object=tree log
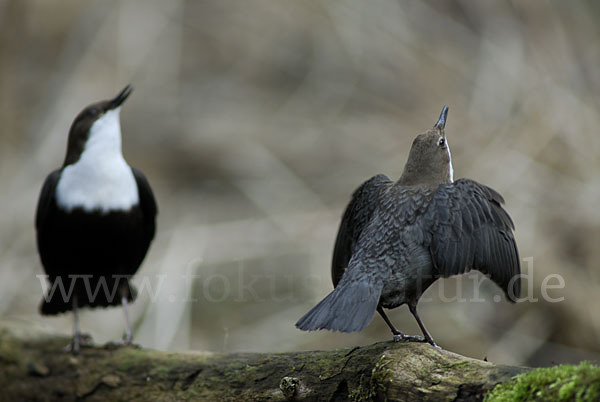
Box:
[0,323,525,401]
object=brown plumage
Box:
[296,105,520,347]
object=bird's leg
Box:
[64,294,92,353]
[408,302,440,349]
[377,306,402,335]
[377,306,425,343]
[65,296,81,354]
[121,294,133,344]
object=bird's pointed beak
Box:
[434,104,449,133]
[108,85,133,110]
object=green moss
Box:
[0,335,19,364]
[349,376,370,402]
[350,354,393,402]
[447,360,470,369]
[306,349,352,381]
[486,362,600,402]
[371,354,393,394]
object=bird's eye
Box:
[438,138,446,147]
[89,108,99,116]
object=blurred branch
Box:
[0,322,525,401]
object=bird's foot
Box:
[392,332,425,343]
[64,333,93,354]
[427,340,441,349]
[422,335,441,349]
[120,331,133,345]
[392,332,440,348]
[103,336,139,350]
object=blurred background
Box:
[1,0,600,368]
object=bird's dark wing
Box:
[35,171,65,314]
[425,178,521,301]
[298,184,431,333]
[331,174,393,287]
[35,170,62,273]
[132,167,158,247]
[35,170,61,232]
[35,169,62,277]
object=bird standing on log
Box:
[35,86,157,353]
[296,105,521,347]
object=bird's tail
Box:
[39,276,137,315]
[296,269,383,333]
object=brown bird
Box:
[296,105,521,347]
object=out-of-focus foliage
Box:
[1,0,599,366]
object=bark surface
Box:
[0,323,525,401]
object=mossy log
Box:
[0,323,525,401]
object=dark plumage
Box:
[35,86,157,352]
[296,105,520,347]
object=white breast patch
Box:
[55,109,139,213]
[447,140,454,182]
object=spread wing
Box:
[425,178,521,301]
[331,174,393,287]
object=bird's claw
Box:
[120,331,133,345]
[392,333,425,343]
[64,333,93,354]
[422,335,441,349]
[392,333,440,349]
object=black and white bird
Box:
[296,105,520,347]
[35,85,157,353]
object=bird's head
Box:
[399,105,454,188]
[63,85,133,166]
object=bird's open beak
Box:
[434,104,449,132]
[108,85,133,109]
